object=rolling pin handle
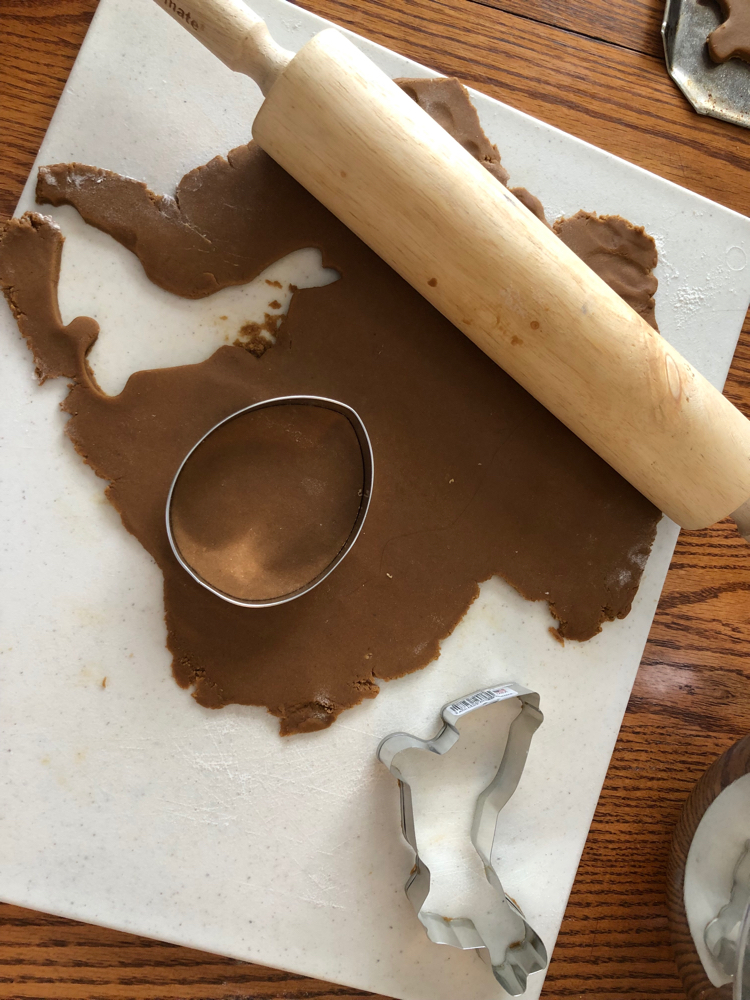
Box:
[731,497,750,543]
[151,0,293,94]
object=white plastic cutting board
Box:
[2,1,750,998]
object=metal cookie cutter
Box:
[166,395,373,607]
[377,683,546,996]
[663,0,750,130]
[705,840,750,998]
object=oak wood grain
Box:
[468,0,666,59]
[0,0,97,219]
[2,0,750,998]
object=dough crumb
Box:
[548,627,565,646]
[234,313,279,356]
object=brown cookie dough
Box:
[553,211,659,330]
[169,403,364,602]
[2,78,662,735]
[396,77,510,186]
[510,187,549,226]
[708,0,750,63]
[397,78,549,225]
[0,212,98,382]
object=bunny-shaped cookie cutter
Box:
[377,683,546,996]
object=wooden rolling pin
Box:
[153,0,750,537]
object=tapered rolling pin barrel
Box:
[154,0,750,534]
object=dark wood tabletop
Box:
[3,0,750,997]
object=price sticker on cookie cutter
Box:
[377,683,546,996]
[447,684,519,717]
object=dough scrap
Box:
[553,211,659,329]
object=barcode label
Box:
[448,686,519,717]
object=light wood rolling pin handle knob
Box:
[151,0,293,94]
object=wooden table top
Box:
[2,0,750,997]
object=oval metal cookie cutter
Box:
[377,683,547,996]
[166,395,373,608]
